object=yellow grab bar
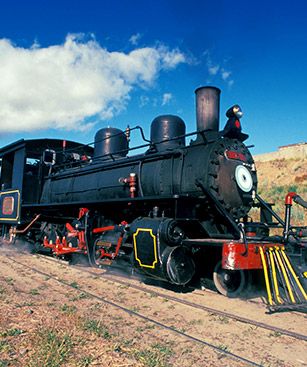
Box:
[259,247,273,306]
[274,247,295,303]
[269,247,283,304]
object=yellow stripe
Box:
[0,190,20,221]
[269,248,283,304]
[259,247,273,306]
[281,248,307,301]
[133,228,158,269]
[275,247,295,303]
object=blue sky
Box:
[0,0,306,154]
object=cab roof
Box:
[0,138,94,158]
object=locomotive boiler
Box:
[40,87,256,220]
[0,86,306,309]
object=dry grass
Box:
[0,291,172,367]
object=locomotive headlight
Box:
[235,165,253,192]
[226,105,243,119]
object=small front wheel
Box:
[213,261,248,298]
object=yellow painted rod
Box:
[275,247,295,303]
[269,248,283,304]
[281,249,307,301]
[259,247,273,306]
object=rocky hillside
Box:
[255,156,307,190]
[254,154,307,225]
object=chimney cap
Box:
[194,86,221,94]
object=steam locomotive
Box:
[1,86,306,307]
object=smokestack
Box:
[195,86,221,133]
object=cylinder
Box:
[150,115,186,151]
[195,86,221,132]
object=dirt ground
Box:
[0,246,306,367]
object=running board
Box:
[259,246,307,312]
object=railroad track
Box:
[7,252,307,343]
[56,254,307,316]
[4,254,263,367]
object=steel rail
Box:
[30,253,307,342]
[5,255,263,367]
[92,271,307,341]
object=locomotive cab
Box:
[0,139,93,224]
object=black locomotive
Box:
[1,86,306,308]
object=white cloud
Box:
[129,33,141,45]
[159,47,186,69]
[208,65,219,75]
[162,93,172,106]
[205,52,234,87]
[221,68,234,87]
[139,95,149,107]
[0,34,186,133]
[221,69,231,80]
